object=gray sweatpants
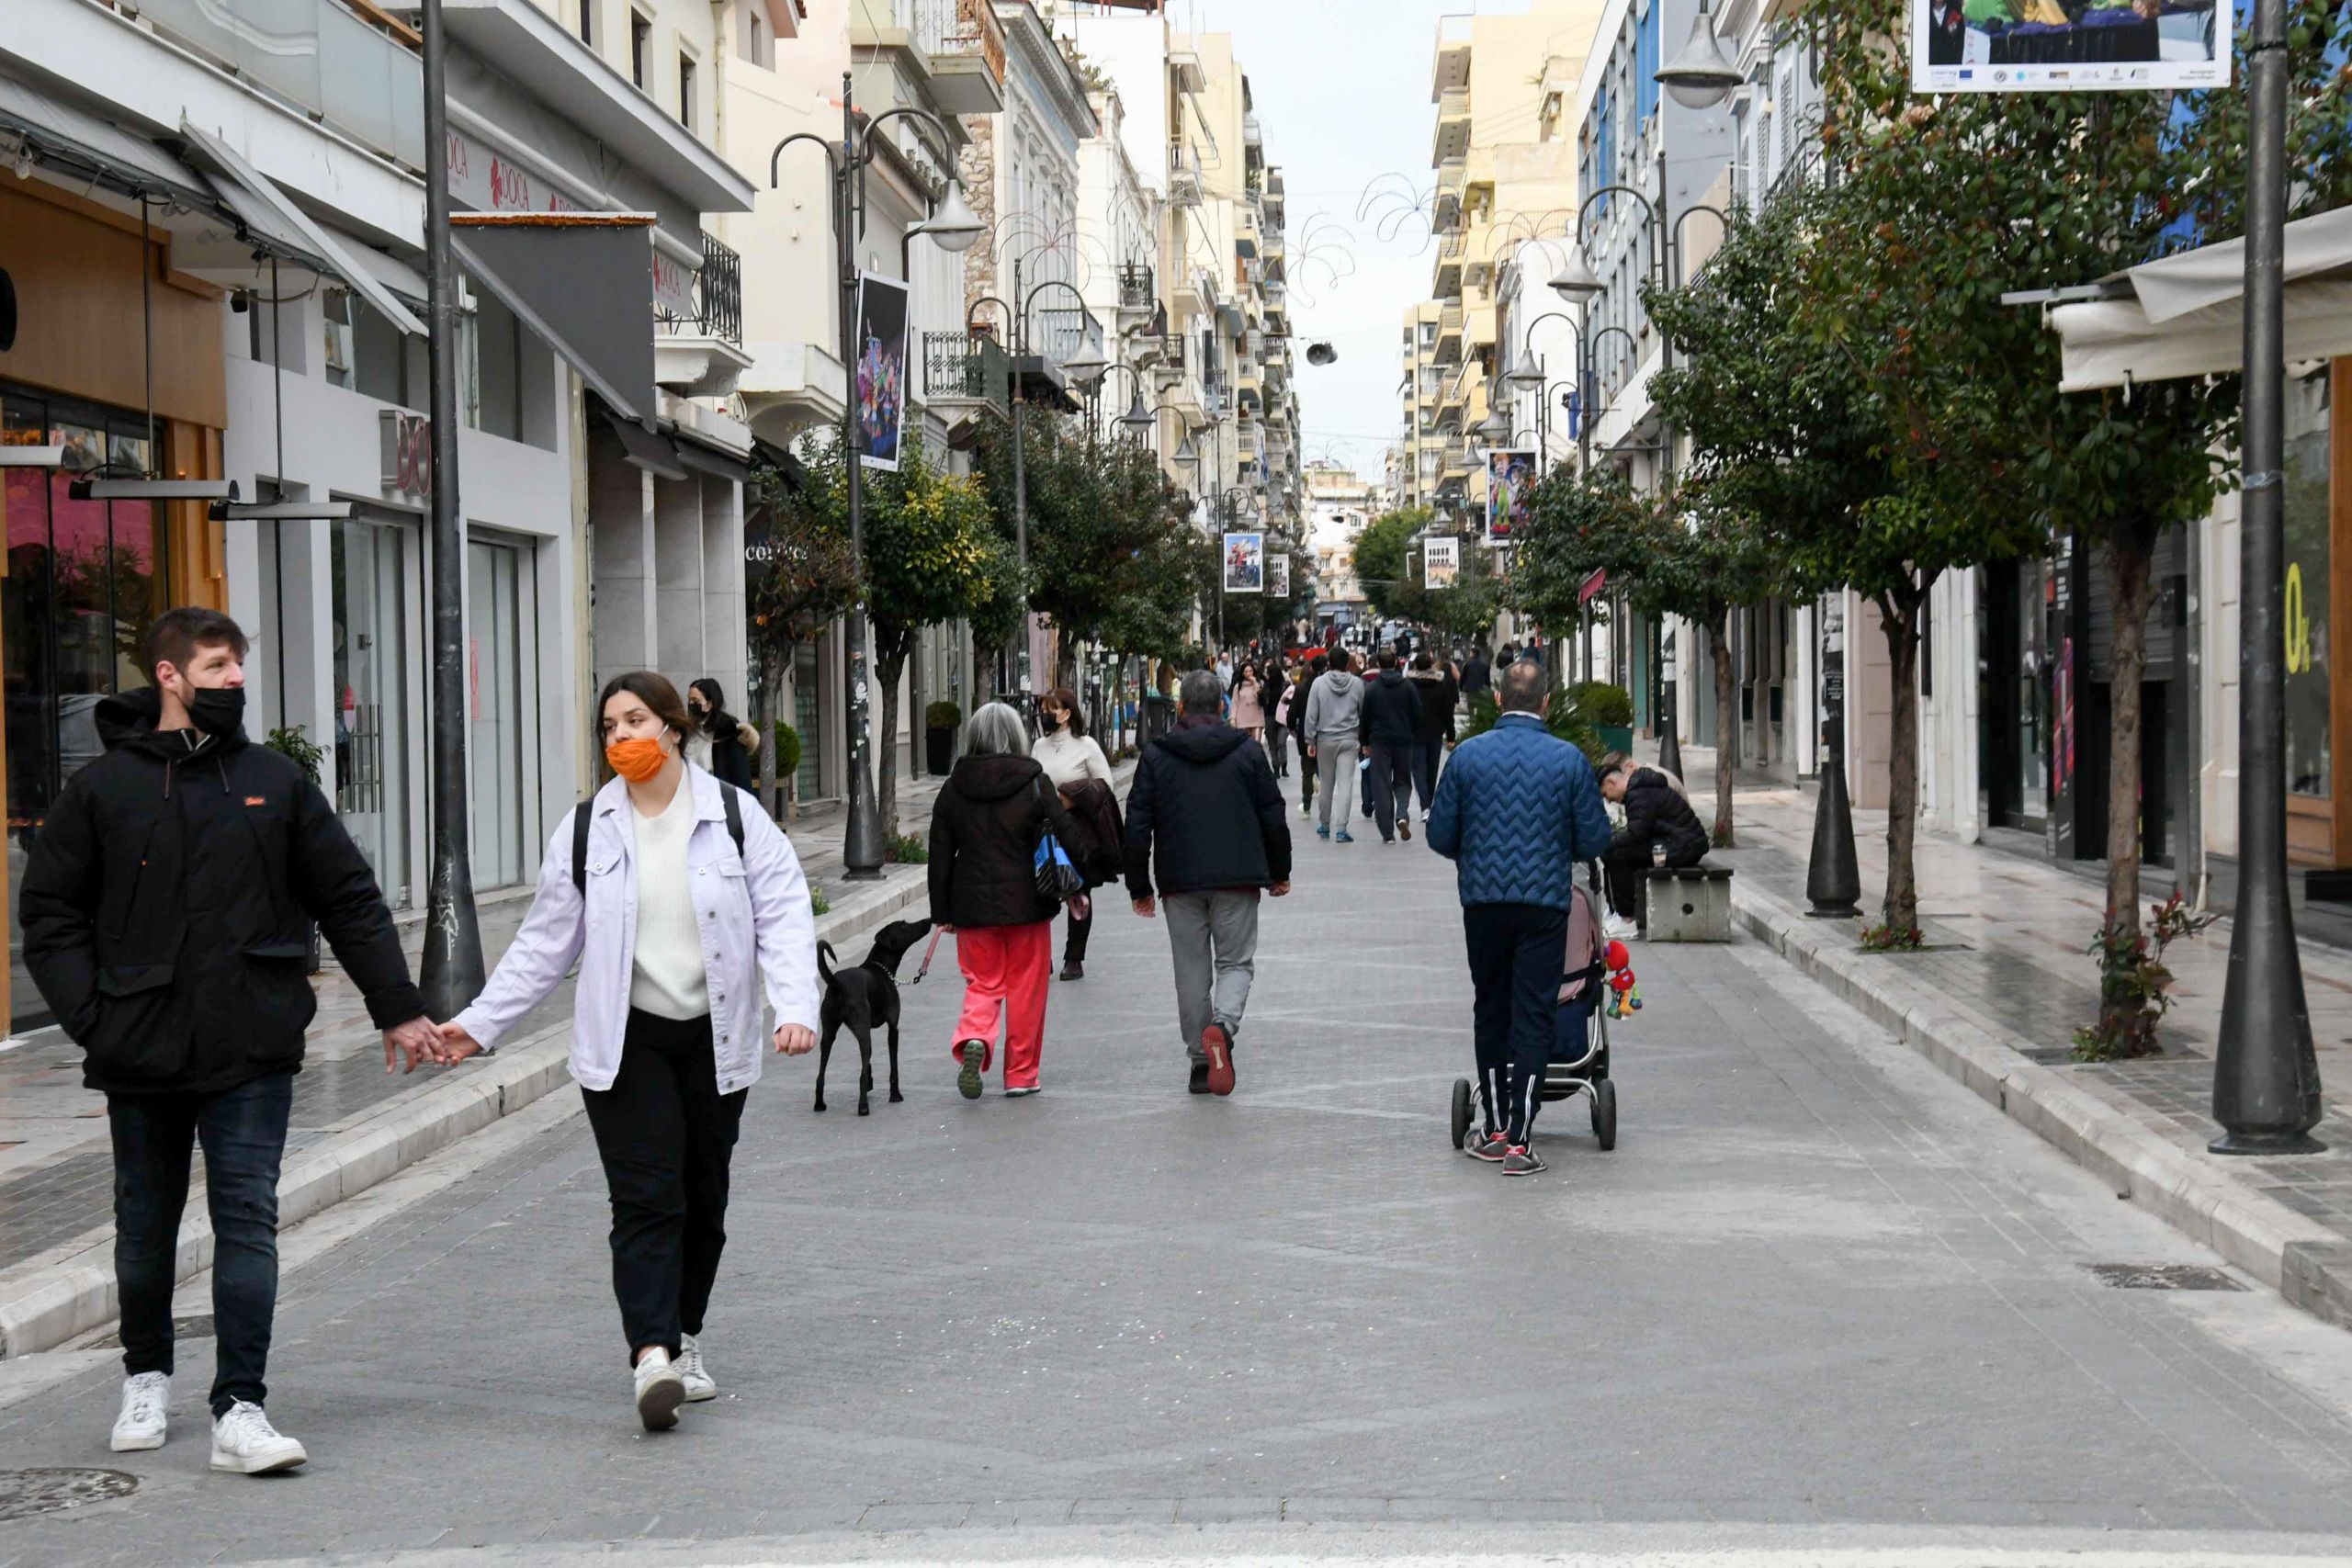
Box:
[1163,889,1261,1060]
[1315,738,1360,831]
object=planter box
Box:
[1598,724,1634,754]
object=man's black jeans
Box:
[1462,903,1566,1146]
[580,1010,747,1363]
[109,1069,295,1417]
[1365,745,1415,841]
[1605,838,1706,920]
[1411,739,1444,817]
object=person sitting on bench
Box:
[1596,757,1710,931]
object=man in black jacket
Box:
[1125,670,1292,1097]
[1356,649,1422,845]
[19,608,436,1474]
[1597,758,1711,927]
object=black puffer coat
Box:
[1357,669,1423,750]
[1123,719,1292,900]
[1611,764,1711,863]
[18,690,424,1096]
[927,754,1085,929]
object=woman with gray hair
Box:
[926,702,1086,1099]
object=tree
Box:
[1351,506,1430,626]
[792,429,1013,840]
[744,458,863,817]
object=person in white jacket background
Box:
[435,671,820,1433]
[1034,685,1112,981]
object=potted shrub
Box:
[1570,681,1637,756]
[924,700,961,775]
[772,722,802,818]
[263,725,328,974]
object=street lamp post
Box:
[2212,0,2324,1154]
[1504,308,1589,473]
[416,0,484,1018]
[772,72,976,880]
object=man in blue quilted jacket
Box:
[1425,660,1613,1176]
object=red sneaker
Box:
[1201,1025,1236,1096]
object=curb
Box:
[0,865,930,1360]
[1729,877,2352,1331]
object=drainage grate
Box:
[0,1468,139,1523]
[2089,1262,2246,1292]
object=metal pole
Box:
[2211,0,2322,1153]
[416,0,485,1016]
[837,72,884,880]
[1011,260,1031,706]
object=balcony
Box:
[655,231,752,396]
[1434,228,1466,299]
[1433,12,1474,95]
[1118,261,1157,319]
[1435,303,1464,366]
[129,0,425,167]
[1169,141,1203,209]
[854,0,1007,117]
[1433,157,1468,233]
[922,331,1012,408]
[1432,85,1472,166]
[1035,304,1104,376]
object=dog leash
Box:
[909,927,944,986]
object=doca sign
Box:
[379,410,430,499]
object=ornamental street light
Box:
[1656,0,1744,109]
[771,72,970,881]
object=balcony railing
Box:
[1119,262,1156,312]
[657,231,742,346]
[910,0,1007,83]
[1035,305,1103,370]
[922,331,1012,405]
[130,0,425,168]
[1170,141,1203,207]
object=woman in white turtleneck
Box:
[1034,686,1111,981]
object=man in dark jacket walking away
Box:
[1289,652,1325,818]
[1426,661,1612,1176]
[19,608,438,1472]
[1404,650,1458,824]
[1357,650,1422,845]
[1459,645,1492,702]
[1597,758,1710,931]
[1125,671,1292,1096]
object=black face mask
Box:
[1040,713,1065,733]
[187,686,246,741]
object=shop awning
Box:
[598,403,687,481]
[452,213,658,425]
[2051,207,2352,391]
[0,74,216,212]
[175,119,427,338]
[672,433,751,486]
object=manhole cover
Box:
[2089,1263,2246,1292]
[0,1468,139,1522]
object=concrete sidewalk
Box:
[0,776,948,1359]
[1689,751,2352,1331]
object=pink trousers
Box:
[948,922,1053,1089]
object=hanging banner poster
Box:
[1485,449,1534,546]
[854,273,910,471]
[1223,532,1264,592]
[1424,535,1460,588]
[1911,0,2227,93]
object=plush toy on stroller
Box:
[1449,863,1619,1155]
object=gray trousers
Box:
[1315,737,1360,831]
[1163,889,1261,1059]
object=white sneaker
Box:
[634,1348,685,1430]
[109,1371,169,1452]
[209,1400,307,1474]
[1603,914,1639,942]
[675,1334,718,1403]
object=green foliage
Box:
[887,833,928,865]
[746,460,863,660]
[1350,506,1498,644]
[2072,893,2220,1061]
[1567,681,1634,730]
[1510,469,1657,636]
[264,725,324,785]
[1859,923,1926,953]
[1453,689,1602,761]
[924,700,962,730]
[770,722,802,784]
[809,886,831,917]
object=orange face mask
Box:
[605,735,670,784]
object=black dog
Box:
[814,917,933,1115]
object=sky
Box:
[1169,0,1472,493]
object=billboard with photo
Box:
[854,273,910,471]
[1223,532,1264,593]
[1266,552,1291,599]
[1912,0,2228,92]
[1485,449,1535,546]
[1424,536,1460,588]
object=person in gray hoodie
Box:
[1301,648,1367,841]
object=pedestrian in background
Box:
[1035,686,1113,981]
[1229,660,1266,742]
[1357,649,1422,845]
[1406,649,1459,823]
[21,608,439,1474]
[1303,648,1366,842]
[1125,670,1292,1096]
[1426,660,1613,1177]
[1596,756,1711,937]
[438,671,820,1430]
[1291,652,1325,817]
[1461,645,1493,703]
[926,703,1086,1100]
[684,678,761,792]
[1266,656,1294,779]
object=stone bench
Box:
[1645,865,1736,943]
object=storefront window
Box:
[2285,367,2331,799]
[3,389,173,1032]
[332,514,411,908]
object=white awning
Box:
[2052,207,2352,391]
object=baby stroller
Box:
[1449,863,1619,1154]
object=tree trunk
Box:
[1879,581,1928,937]
[1708,610,1736,847]
[875,628,910,849]
[2101,531,2159,1034]
[751,650,774,819]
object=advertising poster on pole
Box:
[854,273,910,471]
[1266,551,1291,599]
[1223,532,1264,593]
[1485,449,1535,546]
[1424,536,1460,588]
[1912,0,2227,92]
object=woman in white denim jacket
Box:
[435,671,820,1433]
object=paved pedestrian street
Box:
[13,829,2352,1565]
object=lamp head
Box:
[1657,0,1743,109]
[915,180,986,254]
[1549,252,1604,301]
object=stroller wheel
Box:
[1592,1078,1618,1151]
[1450,1078,1473,1149]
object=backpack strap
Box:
[571,795,594,896]
[720,778,746,863]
